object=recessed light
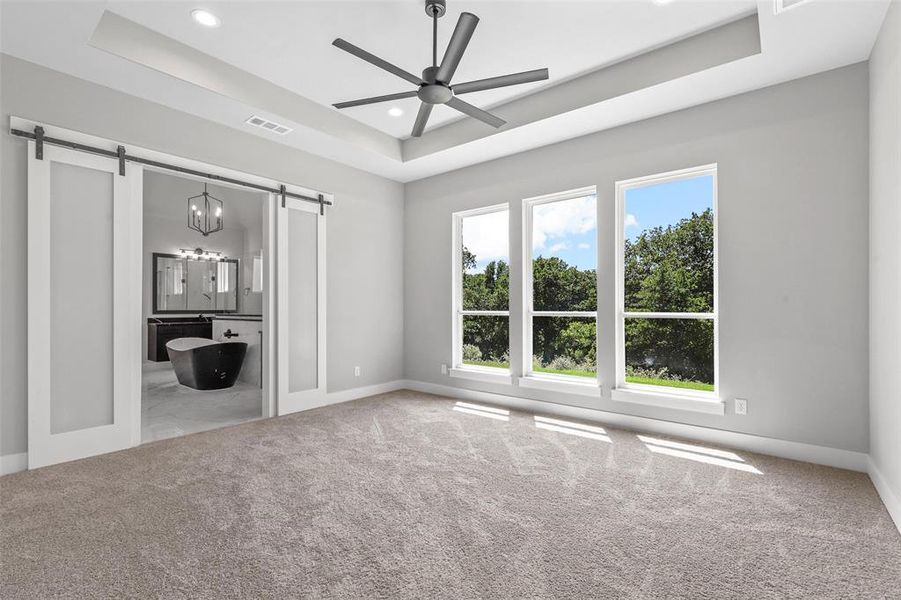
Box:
[388,107,404,117]
[652,0,675,4]
[191,9,221,28]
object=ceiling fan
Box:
[331,0,549,138]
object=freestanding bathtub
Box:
[166,337,247,390]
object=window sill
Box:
[518,374,601,397]
[449,366,513,385]
[611,387,724,415]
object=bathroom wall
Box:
[142,170,263,314]
[1,55,405,460]
[213,318,263,387]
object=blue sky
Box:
[462,176,713,273]
[625,175,714,242]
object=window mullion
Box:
[622,311,714,320]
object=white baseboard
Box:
[325,379,407,405]
[401,379,869,473]
[0,380,409,476]
[868,458,901,535]
[0,452,27,476]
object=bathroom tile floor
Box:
[142,361,262,443]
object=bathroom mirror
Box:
[152,252,239,313]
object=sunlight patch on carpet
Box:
[453,402,510,421]
[640,435,763,474]
[534,416,612,442]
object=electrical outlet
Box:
[354,366,361,377]
[441,363,448,375]
[735,398,748,415]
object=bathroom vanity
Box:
[146,317,212,362]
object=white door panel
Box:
[27,143,142,468]
[277,196,326,414]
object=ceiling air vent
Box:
[244,115,293,135]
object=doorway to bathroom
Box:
[20,116,330,469]
[141,170,267,443]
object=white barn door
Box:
[276,196,326,414]
[27,143,142,469]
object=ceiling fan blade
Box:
[436,12,479,84]
[446,97,505,128]
[411,103,434,138]
[333,90,418,109]
[333,38,422,86]
[452,68,549,95]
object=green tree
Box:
[462,247,510,362]
[459,209,713,383]
[624,209,714,382]
[531,256,597,366]
[624,208,713,313]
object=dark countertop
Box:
[212,314,262,321]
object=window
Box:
[615,165,717,396]
[522,187,598,382]
[453,205,510,373]
[252,255,263,292]
[216,260,230,293]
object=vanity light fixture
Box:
[191,9,221,28]
[187,183,224,237]
[180,248,225,261]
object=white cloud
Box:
[548,242,568,254]
[532,195,596,251]
[624,213,639,228]
[577,243,590,249]
[461,210,508,270]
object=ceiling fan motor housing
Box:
[419,66,454,104]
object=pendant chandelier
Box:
[188,183,223,237]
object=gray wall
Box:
[869,1,901,506]
[0,54,405,457]
[404,64,870,452]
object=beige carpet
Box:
[2,390,899,599]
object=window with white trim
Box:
[522,187,598,381]
[616,164,717,395]
[452,205,510,372]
